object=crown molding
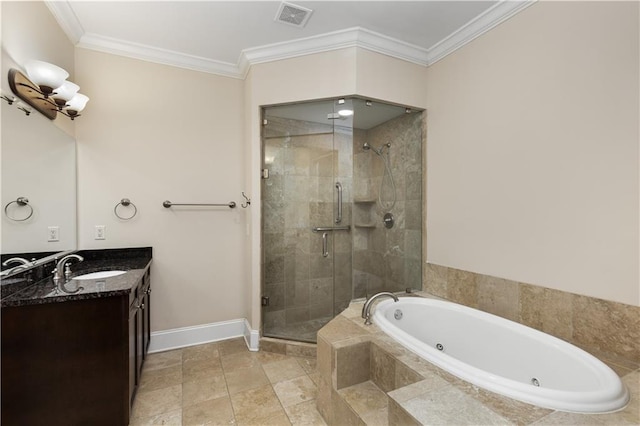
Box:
[427,0,537,65]
[44,0,84,44]
[78,27,428,80]
[241,27,429,71]
[77,33,243,79]
[47,1,535,79]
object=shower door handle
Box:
[322,232,329,257]
[312,226,350,232]
[335,182,342,224]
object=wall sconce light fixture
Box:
[4,60,89,120]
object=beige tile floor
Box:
[129,337,326,426]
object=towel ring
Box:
[114,198,137,220]
[4,197,34,221]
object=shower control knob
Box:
[383,213,394,229]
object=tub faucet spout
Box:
[362,292,399,325]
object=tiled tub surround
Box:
[317,298,640,425]
[372,296,630,413]
[261,336,321,359]
[424,263,640,366]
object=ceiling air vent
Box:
[274,2,313,28]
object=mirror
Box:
[1,101,77,275]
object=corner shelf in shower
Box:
[354,198,377,229]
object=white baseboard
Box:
[244,319,260,352]
[148,318,260,353]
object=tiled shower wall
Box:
[352,113,423,298]
[262,117,353,336]
[424,263,640,366]
[262,111,424,341]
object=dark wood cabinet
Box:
[131,272,150,402]
[129,292,140,409]
[142,273,151,356]
[1,270,151,426]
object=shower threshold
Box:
[263,316,333,343]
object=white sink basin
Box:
[74,270,126,280]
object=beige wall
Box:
[355,48,427,110]
[245,48,428,328]
[75,49,247,331]
[426,1,639,306]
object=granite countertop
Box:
[1,247,152,308]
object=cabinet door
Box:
[128,275,150,411]
[135,299,144,385]
[128,300,139,409]
[142,283,151,356]
[3,297,130,426]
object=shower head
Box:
[363,142,390,156]
[378,142,391,155]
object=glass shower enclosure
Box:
[261,97,423,343]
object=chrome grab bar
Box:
[335,182,342,224]
[312,225,350,232]
[322,233,329,257]
[313,225,349,257]
[163,200,236,209]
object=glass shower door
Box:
[261,100,350,343]
[260,96,423,343]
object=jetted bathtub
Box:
[373,297,629,413]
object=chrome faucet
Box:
[361,291,399,325]
[1,257,33,277]
[53,254,84,283]
[2,257,31,267]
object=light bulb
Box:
[52,81,80,102]
[24,60,69,96]
[65,93,89,113]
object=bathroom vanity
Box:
[1,247,152,426]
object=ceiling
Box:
[46,1,534,79]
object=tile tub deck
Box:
[317,295,639,425]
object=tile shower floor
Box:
[129,337,326,425]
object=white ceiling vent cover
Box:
[274,2,313,28]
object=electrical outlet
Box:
[95,225,106,240]
[48,226,60,242]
